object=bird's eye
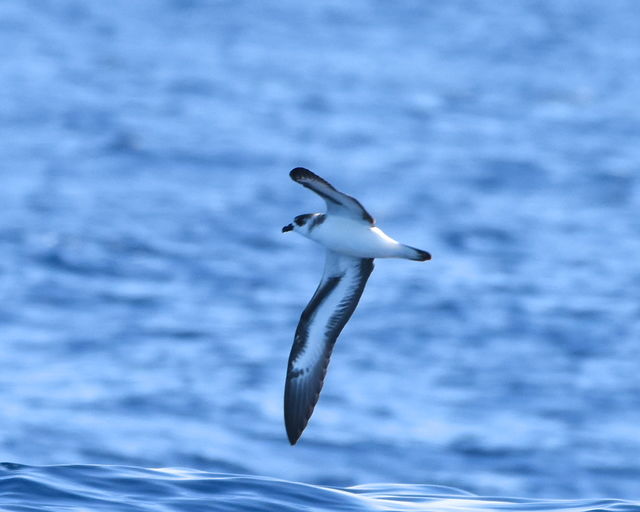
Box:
[294,216,306,226]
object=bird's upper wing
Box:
[290,167,375,225]
[284,251,374,445]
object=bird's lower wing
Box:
[290,167,375,225]
[284,251,374,445]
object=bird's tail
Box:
[399,244,432,261]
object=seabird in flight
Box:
[282,167,431,445]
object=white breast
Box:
[307,217,403,259]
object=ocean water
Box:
[1,0,640,509]
[1,464,639,512]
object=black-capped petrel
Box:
[282,167,431,445]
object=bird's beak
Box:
[282,224,294,233]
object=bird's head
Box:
[282,214,319,235]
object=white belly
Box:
[307,217,403,258]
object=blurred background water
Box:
[1,0,640,507]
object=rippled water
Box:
[2,0,640,508]
[1,464,639,512]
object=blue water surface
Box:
[1,0,640,509]
[1,464,639,512]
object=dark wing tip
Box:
[284,377,320,446]
[286,424,302,445]
[290,167,338,191]
[290,167,314,181]
[418,250,432,261]
[284,406,307,445]
[285,409,305,445]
